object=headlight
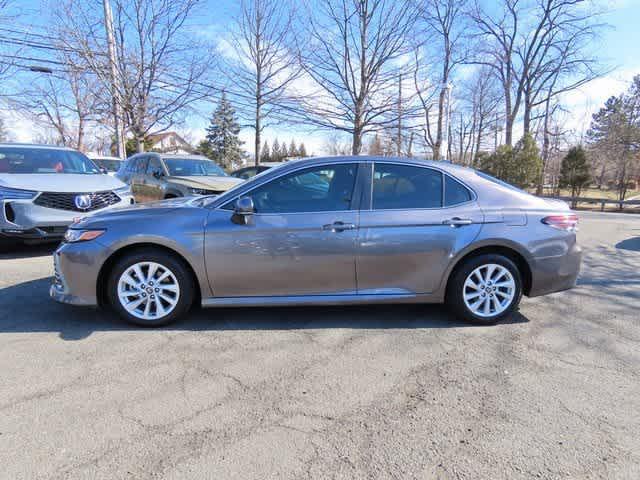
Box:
[64,229,105,243]
[0,186,38,200]
[188,187,215,195]
[114,185,132,195]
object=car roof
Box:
[0,142,78,151]
[87,154,123,161]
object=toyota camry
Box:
[50,156,581,327]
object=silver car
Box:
[51,156,581,326]
[0,143,134,246]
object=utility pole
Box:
[103,0,126,158]
[397,73,402,156]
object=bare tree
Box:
[12,66,102,151]
[470,0,602,146]
[412,0,468,159]
[57,0,212,152]
[299,0,419,155]
[225,0,301,165]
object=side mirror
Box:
[152,170,163,179]
[100,167,108,174]
[232,196,255,225]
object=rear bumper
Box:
[528,241,582,297]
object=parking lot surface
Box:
[1,212,639,479]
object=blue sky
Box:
[4,0,640,154]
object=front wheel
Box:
[446,254,522,325]
[107,249,195,327]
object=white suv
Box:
[0,143,134,246]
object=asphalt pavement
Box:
[0,211,639,479]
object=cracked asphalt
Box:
[0,211,639,479]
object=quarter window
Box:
[444,175,472,206]
[372,164,442,210]
[244,163,357,213]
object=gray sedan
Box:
[50,156,581,327]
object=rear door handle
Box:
[323,221,356,232]
[443,217,473,227]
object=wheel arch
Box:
[444,243,533,297]
[96,242,202,308]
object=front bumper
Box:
[1,194,134,240]
[49,240,112,307]
[528,241,582,297]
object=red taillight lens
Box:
[542,214,579,231]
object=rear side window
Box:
[444,175,472,206]
[372,164,442,210]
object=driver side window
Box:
[239,163,357,214]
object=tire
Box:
[106,248,195,327]
[446,253,522,325]
[0,235,19,252]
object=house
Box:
[148,131,193,154]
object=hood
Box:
[167,175,243,191]
[73,197,195,228]
[0,173,126,193]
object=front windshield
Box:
[95,159,122,172]
[0,147,101,174]
[163,158,227,177]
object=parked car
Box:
[88,155,123,176]
[230,162,284,180]
[0,143,134,246]
[51,156,581,327]
[117,153,243,202]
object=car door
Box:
[356,162,483,295]
[129,156,149,202]
[144,156,167,201]
[204,162,361,297]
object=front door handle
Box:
[322,221,356,232]
[443,217,473,227]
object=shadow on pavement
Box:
[615,237,640,252]
[0,277,529,341]
[0,243,58,260]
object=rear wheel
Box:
[107,249,194,327]
[446,254,522,325]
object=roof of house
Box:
[147,131,188,145]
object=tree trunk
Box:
[255,103,261,166]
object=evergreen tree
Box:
[202,92,244,170]
[260,140,271,163]
[587,86,640,201]
[288,139,297,159]
[559,146,591,207]
[480,133,541,188]
[271,138,283,162]
[298,142,307,157]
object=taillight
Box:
[542,214,578,231]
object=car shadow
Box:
[615,237,640,252]
[0,277,530,341]
[0,242,58,260]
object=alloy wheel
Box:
[462,263,516,318]
[117,261,180,321]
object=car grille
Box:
[34,191,121,212]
